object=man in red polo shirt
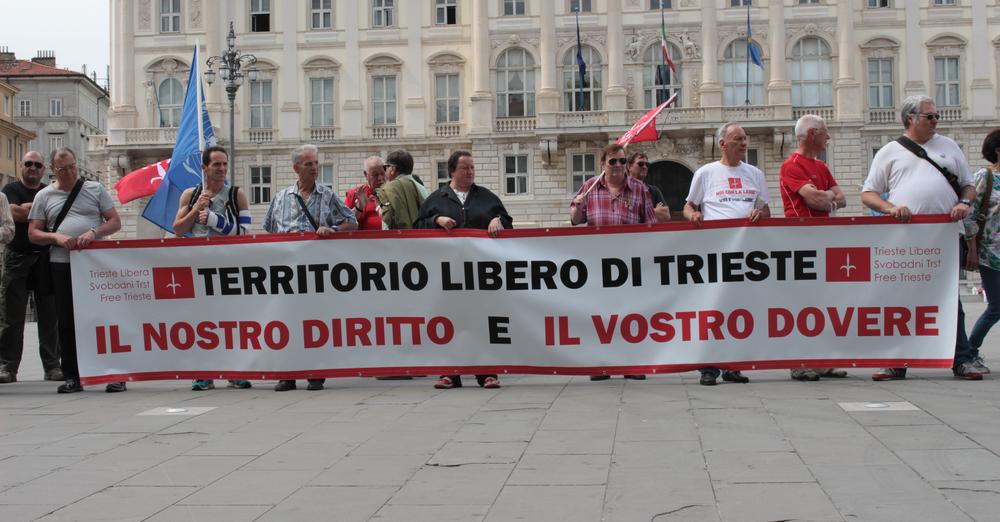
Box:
[779,114,848,382]
[345,156,387,230]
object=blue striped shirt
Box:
[263,183,357,233]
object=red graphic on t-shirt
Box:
[728,178,743,189]
[152,267,196,299]
[825,248,871,282]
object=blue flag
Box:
[142,46,215,233]
[575,11,587,111]
[746,8,764,69]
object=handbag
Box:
[967,168,995,267]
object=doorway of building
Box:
[646,160,694,220]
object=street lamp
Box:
[204,21,258,184]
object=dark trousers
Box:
[51,263,79,380]
[0,250,59,373]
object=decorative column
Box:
[279,7,301,139]
[341,1,363,138]
[203,1,223,124]
[767,0,791,109]
[834,0,862,121]
[605,0,627,118]
[536,0,559,127]
[969,0,994,119]
[903,1,925,96]
[469,0,492,134]
[403,0,425,135]
[699,0,722,115]
[107,0,137,133]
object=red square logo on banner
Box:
[825,248,871,282]
[152,267,196,299]
[728,177,743,190]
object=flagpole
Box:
[660,3,667,105]
[744,2,751,117]
[575,9,583,113]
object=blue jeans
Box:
[969,265,1000,351]
[955,300,977,367]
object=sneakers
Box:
[191,379,215,391]
[972,357,991,374]
[434,376,457,389]
[821,369,848,378]
[589,375,611,381]
[871,368,906,381]
[306,379,325,391]
[953,362,984,380]
[105,382,127,393]
[57,379,83,393]
[0,366,16,383]
[699,373,717,386]
[227,380,252,389]
[481,376,501,389]
[44,368,64,381]
[721,370,749,383]
[623,375,647,380]
[274,380,296,392]
[791,369,821,381]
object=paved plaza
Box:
[2,304,999,522]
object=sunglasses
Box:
[919,112,940,121]
[636,161,649,168]
[607,158,628,166]
[23,161,43,169]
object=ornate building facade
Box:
[91,0,1000,237]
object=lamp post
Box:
[204,21,258,185]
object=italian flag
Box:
[660,18,675,74]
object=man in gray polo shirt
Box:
[27,147,123,393]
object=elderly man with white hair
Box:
[779,114,848,382]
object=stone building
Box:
[0,50,109,181]
[0,80,36,187]
[92,0,1000,238]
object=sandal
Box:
[434,377,456,389]
[481,377,501,389]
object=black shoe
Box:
[274,380,296,392]
[699,374,717,386]
[57,379,83,393]
[306,379,325,391]
[624,375,646,380]
[589,375,611,381]
[105,382,127,393]
[721,371,749,384]
[0,366,16,383]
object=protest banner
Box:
[72,217,957,385]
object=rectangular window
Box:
[731,0,751,6]
[49,98,62,117]
[249,80,273,128]
[867,0,889,6]
[934,57,960,107]
[571,153,596,193]
[867,58,893,108]
[934,0,956,5]
[437,161,450,189]
[798,0,819,4]
[373,0,394,27]
[18,99,30,117]
[436,0,457,24]
[746,149,759,167]
[503,0,525,16]
[250,0,271,32]
[49,134,64,151]
[320,164,335,190]
[250,166,272,204]
[311,0,332,29]
[435,73,460,123]
[7,139,12,160]
[571,0,592,12]
[311,78,335,127]
[504,155,529,195]
[372,75,397,125]
[649,0,670,8]
[160,0,181,33]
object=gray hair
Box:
[291,144,318,164]
[49,146,76,165]
[900,95,934,129]
[794,114,826,141]
[716,121,741,144]
[363,156,384,173]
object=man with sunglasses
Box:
[862,95,984,381]
[626,153,670,222]
[0,151,62,385]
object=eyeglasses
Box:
[23,161,43,169]
[636,161,649,168]
[53,163,76,173]
[918,112,940,121]
[607,158,628,166]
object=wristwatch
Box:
[959,198,973,206]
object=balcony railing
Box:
[433,122,463,138]
[556,111,609,127]
[495,117,536,133]
[938,106,964,121]
[87,134,108,151]
[308,127,337,142]
[623,107,706,126]
[247,128,275,143]
[721,105,776,121]
[792,107,835,120]
[867,107,896,124]
[371,124,399,140]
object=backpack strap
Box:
[186,184,204,212]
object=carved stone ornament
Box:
[162,58,178,74]
[688,73,701,108]
[138,0,151,30]
[625,73,635,110]
[191,0,202,29]
[625,38,643,63]
[679,31,701,60]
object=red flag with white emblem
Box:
[114,159,171,204]
[616,92,678,147]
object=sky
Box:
[0,0,110,82]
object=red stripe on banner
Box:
[79,358,954,385]
[81,215,957,251]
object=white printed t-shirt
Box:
[686,161,771,220]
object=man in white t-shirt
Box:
[861,95,984,381]
[684,122,770,386]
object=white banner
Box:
[72,217,958,384]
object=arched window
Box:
[721,39,764,106]
[158,78,184,127]
[496,48,535,117]
[562,45,602,111]
[791,36,833,107]
[642,43,681,108]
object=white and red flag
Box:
[616,92,677,147]
[114,159,170,204]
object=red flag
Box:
[115,159,170,204]
[616,92,678,147]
